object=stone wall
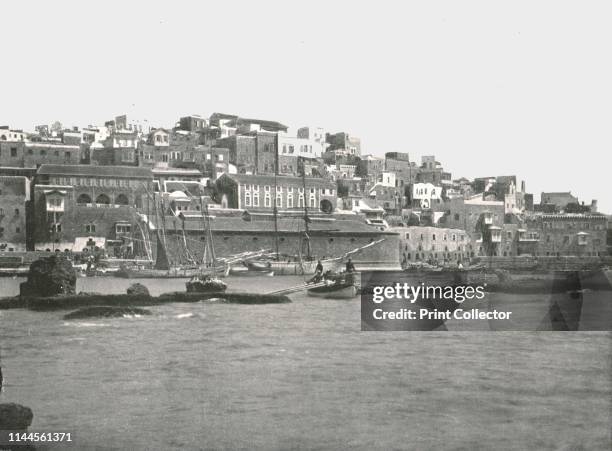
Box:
[0,176,28,251]
[155,229,400,270]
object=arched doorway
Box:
[320,199,333,214]
[115,194,129,205]
[96,194,110,205]
[77,193,92,204]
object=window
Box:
[245,192,251,207]
[432,234,436,241]
[15,227,20,234]
[252,193,259,207]
[14,208,19,215]
[405,233,410,240]
[85,224,96,233]
[264,193,271,208]
[287,194,294,208]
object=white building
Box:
[412,182,442,209]
[378,171,396,187]
[504,180,526,214]
[0,127,25,141]
[278,132,324,159]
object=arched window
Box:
[115,194,129,205]
[77,193,92,204]
[96,194,110,205]
[320,199,333,214]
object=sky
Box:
[2,1,611,213]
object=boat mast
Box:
[300,156,311,259]
[200,195,208,265]
[203,201,217,274]
[273,158,280,260]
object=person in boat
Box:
[308,260,325,283]
[315,260,324,274]
[345,258,356,273]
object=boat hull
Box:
[307,283,358,299]
[245,259,341,276]
[114,266,227,279]
[229,267,274,277]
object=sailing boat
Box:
[237,157,386,275]
[115,190,228,279]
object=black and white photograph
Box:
[0,1,611,449]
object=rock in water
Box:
[63,306,152,320]
[19,255,76,297]
[186,276,227,293]
[0,403,33,430]
[126,283,150,296]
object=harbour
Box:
[0,274,610,450]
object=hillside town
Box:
[0,113,610,271]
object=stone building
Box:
[215,173,337,214]
[367,183,403,215]
[0,141,81,167]
[384,152,419,187]
[149,213,400,270]
[90,128,139,166]
[32,165,154,252]
[326,132,361,157]
[540,192,579,210]
[525,213,608,257]
[416,156,451,185]
[357,154,385,183]
[215,131,278,175]
[178,115,207,132]
[390,226,472,265]
[254,132,278,175]
[216,135,257,174]
[0,176,29,251]
[444,195,506,236]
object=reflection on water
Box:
[0,276,610,450]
